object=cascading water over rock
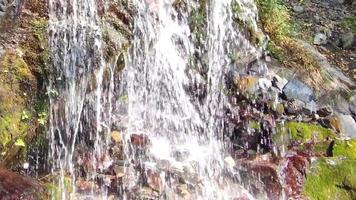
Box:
[47,0,266,199]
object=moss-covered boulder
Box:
[303,158,356,200]
[0,0,48,168]
[273,122,336,146]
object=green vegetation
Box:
[31,19,48,42]
[273,122,335,145]
[333,139,356,159]
[340,16,356,33]
[303,158,356,200]
[255,0,324,87]
[0,51,34,159]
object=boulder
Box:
[239,159,282,200]
[337,114,356,138]
[279,152,310,199]
[313,33,327,45]
[0,168,44,199]
[293,5,304,13]
[283,79,314,103]
[340,31,354,50]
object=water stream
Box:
[47,0,264,199]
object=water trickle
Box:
[48,0,114,198]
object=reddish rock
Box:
[145,170,162,193]
[279,152,310,199]
[239,156,282,200]
[130,134,151,148]
[0,168,43,200]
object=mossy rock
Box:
[273,122,336,145]
[340,16,356,34]
[303,158,356,200]
[0,51,34,158]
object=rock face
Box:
[0,168,44,199]
[283,79,314,103]
[337,114,356,138]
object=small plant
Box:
[38,112,47,126]
[14,138,26,147]
[21,110,30,121]
[340,16,356,33]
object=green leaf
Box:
[14,138,26,147]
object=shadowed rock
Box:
[0,168,44,200]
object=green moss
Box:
[30,19,48,42]
[273,122,335,145]
[249,121,260,130]
[340,16,356,33]
[256,0,293,40]
[303,158,356,200]
[333,140,356,159]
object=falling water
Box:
[47,0,264,199]
[48,0,114,198]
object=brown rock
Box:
[329,117,341,133]
[234,76,259,93]
[130,134,150,148]
[317,106,333,117]
[0,168,43,200]
[239,157,282,200]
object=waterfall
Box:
[48,0,114,198]
[47,0,263,199]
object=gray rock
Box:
[313,33,327,45]
[297,39,355,89]
[341,32,354,49]
[349,95,356,118]
[293,5,304,13]
[318,92,350,115]
[0,46,4,58]
[283,79,314,103]
[338,114,356,138]
[272,74,288,91]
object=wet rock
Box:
[340,31,354,49]
[239,159,282,200]
[131,186,160,199]
[76,179,99,193]
[113,165,125,178]
[145,170,162,192]
[111,131,122,143]
[275,103,285,115]
[317,106,333,117]
[280,152,310,199]
[257,78,272,92]
[247,61,268,76]
[130,134,151,148]
[171,149,190,162]
[283,79,314,103]
[285,100,305,115]
[0,168,44,199]
[313,33,327,45]
[234,75,259,93]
